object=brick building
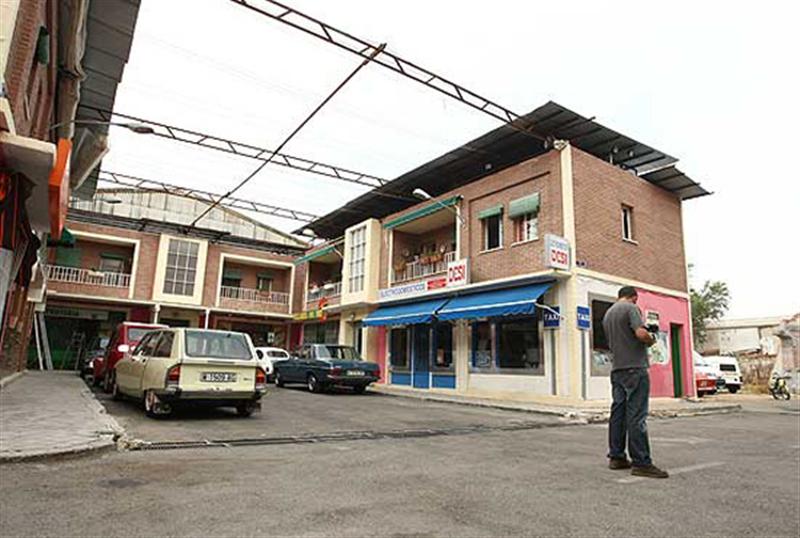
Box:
[294,102,709,401]
[0,0,140,373]
[39,189,308,367]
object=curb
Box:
[0,438,118,465]
[0,370,26,390]
[368,387,742,423]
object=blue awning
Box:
[363,297,451,326]
[437,282,554,321]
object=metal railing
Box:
[306,281,342,304]
[392,251,456,284]
[220,285,289,305]
[45,265,131,288]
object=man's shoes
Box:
[608,458,632,470]
[631,464,669,479]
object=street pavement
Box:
[1,387,798,537]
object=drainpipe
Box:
[204,308,210,329]
[152,304,161,324]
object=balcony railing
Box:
[220,285,289,305]
[45,265,131,288]
[307,281,342,303]
[392,251,456,284]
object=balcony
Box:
[218,285,290,315]
[45,264,132,299]
[392,251,456,284]
[306,280,342,310]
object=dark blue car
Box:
[273,344,380,394]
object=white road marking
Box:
[615,461,725,484]
[650,436,710,445]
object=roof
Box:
[73,0,141,198]
[302,101,710,239]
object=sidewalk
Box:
[0,371,123,462]
[370,384,741,422]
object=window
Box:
[622,205,634,241]
[303,321,339,344]
[497,317,542,373]
[591,299,614,376]
[99,255,126,274]
[483,214,503,251]
[390,328,409,370]
[471,321,494,368]
[256,276,273,292]
[222,276,241,288]
[185,330,252,359]
[163,239,199,296]
[348,226,367,293]
[136,332,160,357]
[433,323,453,369]
[153,332,174,358]
[316,345,361,361]
[514,212,538,243]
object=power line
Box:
[189,43,387,228]
[228,0,546,142]
[95,170,320,223]
[78,105,388,189]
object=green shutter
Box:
[100,253,126,261]
[478,205,503,220]
[55,247,81,268]
[257,271,274,279]
[294,245,336,265]
[508,193,540,219]
[383,196,461,230]
[223,268,242,279]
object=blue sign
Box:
[543,306,561,329]
[577,306,591,330]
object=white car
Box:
[706,355,743,393]
[254,347,290,382]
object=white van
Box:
[707,355,743,393]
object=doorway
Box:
[412,325,430,388]
[670,324,683,397]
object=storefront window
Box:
[591,299,614,376]
[471,321,493,368]
[433,323,453,369]
[496,316,543,373]
[303,321,339,344]
[390,328,409,370]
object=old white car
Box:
[112,328,267,418]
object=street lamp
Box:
[48,119,155,134]
[412,188,465,226]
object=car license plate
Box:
[201,372,237,383]
[346,370,365,377]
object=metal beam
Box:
[78,105,388,189]
[95,170,320,223]
[228,0,546,142]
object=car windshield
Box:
[316,345,360,360]
[185,331,252,360]
[127,327,152,343]
[267,350,289,358]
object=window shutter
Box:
[222,268,243,279]
[55,247,81,267]
[478,205,503,220]
[508,194,540,219]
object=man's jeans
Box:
[608,367,652,466]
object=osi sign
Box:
[544,234,571,270]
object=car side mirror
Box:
[117,344,130,353]
[256,350,264,359]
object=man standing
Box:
[602,286,669,478]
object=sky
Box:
[100,0,800,319]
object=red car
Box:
[693,353,720,397]
[94,322,167,392]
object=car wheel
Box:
[236,402,257,417]
[697,390,704,398]
[307,373,323,393]
[274,371,284,387]
[352,384,367,395]
[111,373,122,401]
[727,386,739,394]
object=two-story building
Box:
[40,189,307,367]
[294,101,709,401]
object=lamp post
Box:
[412,188,465,226]
[48,119,155,134]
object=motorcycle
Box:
[769,375,791,400]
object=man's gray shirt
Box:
[602,302,648,371]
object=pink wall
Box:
[637,290,695,397]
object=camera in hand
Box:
[645,323,660,334]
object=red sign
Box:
[427,277,447,290]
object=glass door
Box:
[412,325,430,388]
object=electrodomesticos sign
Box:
[544,234,571,270]
[379,258,469,301]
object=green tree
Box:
[691,280,731,347]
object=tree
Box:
[691,280,731,347]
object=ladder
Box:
[62,331,86,371]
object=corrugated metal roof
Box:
[303,101,710,239]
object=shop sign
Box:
[379,258,470,301]
[293,309,327,322]
[545,234,571,270]
[577,305,591,330]
[47,306,108,320]
[543,306,561,329]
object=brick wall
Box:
[3,0,57,139]
[379,150,562,288]
[220,261,291,293]
[572,148,687,291]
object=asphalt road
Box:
[2,390,798,537]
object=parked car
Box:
[96,322,167,392]
[273,343,380,394]
[84,337,110,383]
[254,346,290,382]
[706,355,743,393]
[111,328,267,418]
[693,352,720,397]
